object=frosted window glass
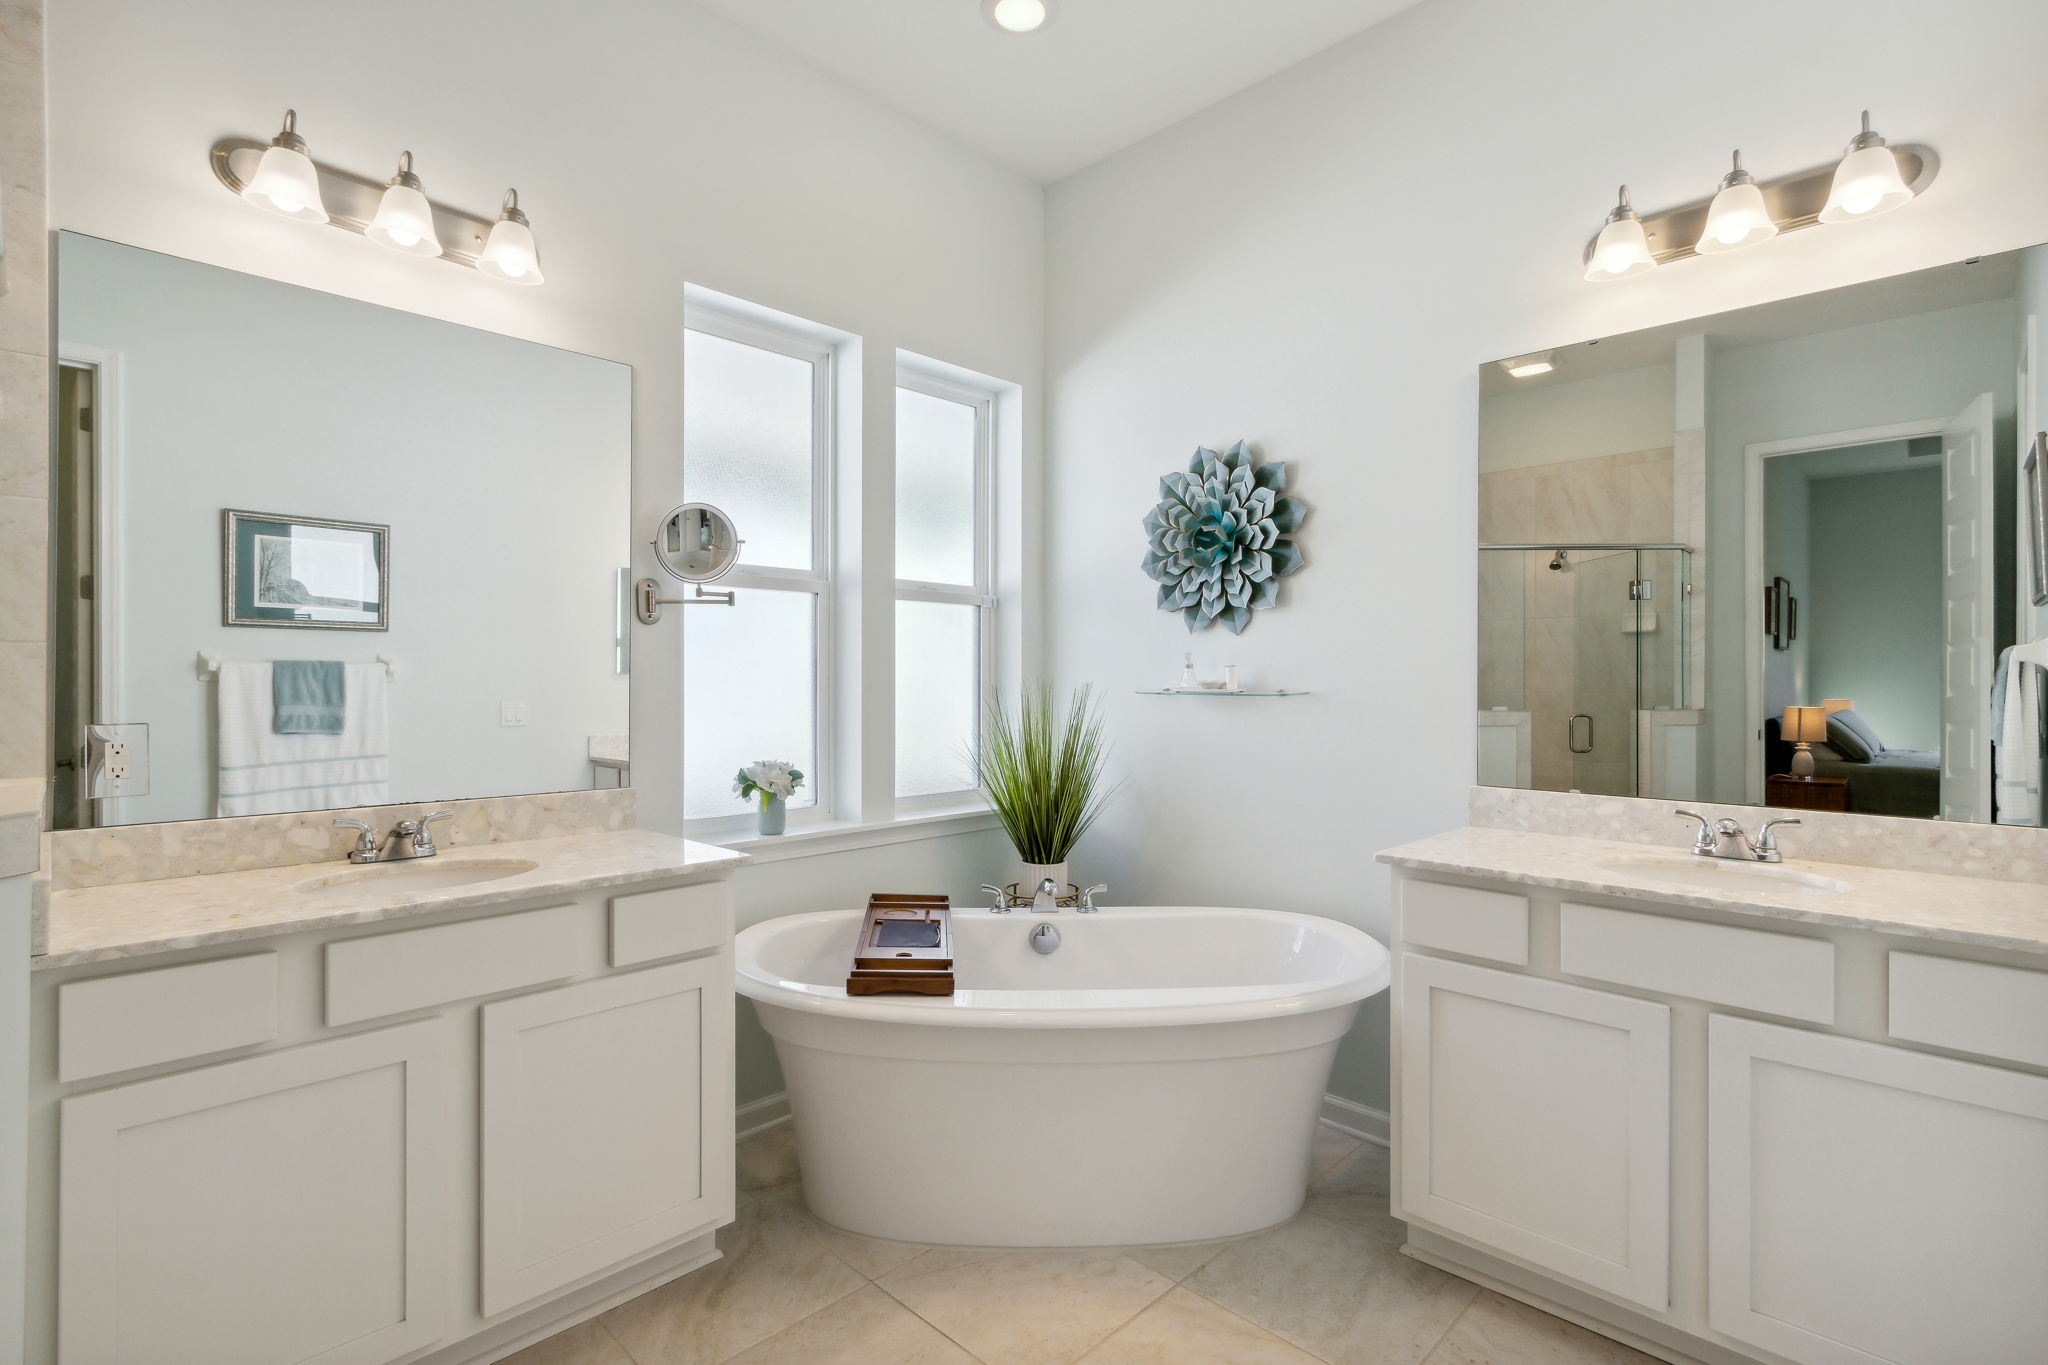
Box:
[896,601,979,797]
[684,589,818,818]
[896,387,978,586]
[685,329,815,571]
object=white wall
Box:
[61,233,630,824]
[1046,0,2048,1113]
[1478,362,1674,473]
[47,0,1046,1104]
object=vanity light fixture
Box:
[1695,151,1777,254]
[1583,187,1657,283]
[239,110,329,223]
[1818,111,1915,224]
[1499,352,1557,379]
[983,0,1053,33]
[365,152,443,257]
[476,190,544,286]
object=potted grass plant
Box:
[974,684,1123,892]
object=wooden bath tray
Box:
[847,893,954,996]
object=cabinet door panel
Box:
[1398,953,1670,1310]
[1708,1015,2048,1365]
[59,1020,448,1365]
[480,955,733,1316]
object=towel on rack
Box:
[272,660,346,734]
[217,661,390,816]
[1994,644,2047,827]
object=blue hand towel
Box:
[273,660,347,735]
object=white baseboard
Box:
[737,1090,792,1139]
[1319,1094,1390,1147]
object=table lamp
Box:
[1783,705,1828,777]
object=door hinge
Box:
[1628,579,1653,601]
[78,406,95,434]
[79,573,93,601]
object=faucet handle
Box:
[1754,817,1801,856]
[979,883,1013,914]
[1079,884,1108,914]
[1673,809,1713,853]
[333,817,377,859]
[415,809,455,852]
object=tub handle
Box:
[980,883,1012,914]
[1078,884,1108,914]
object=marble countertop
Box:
[38,829,749,969]
[1379,826,2048,955]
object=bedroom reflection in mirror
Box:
[1477,240,2048,827]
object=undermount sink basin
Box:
[1593,853,1851,897]
[292,858,540,904]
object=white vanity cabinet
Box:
[29,863,739,1365]
[1389,867,2048,1365]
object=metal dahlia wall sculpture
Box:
[1141,441,1307,634]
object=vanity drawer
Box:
[610,879,734,967]
[325,904,587,1026]
[59,953,278,1083]
[1559,903,1834,1024]
[1889,952,2048,1068]
[1400,880,1529,965]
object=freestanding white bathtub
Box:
[735,905,1390,1247]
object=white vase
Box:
[1018,861,1070,894]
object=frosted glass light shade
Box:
[477,213,544,285]
[367,181,442,257]
[1819,143,1913,223]
[242,144,328,223]
[1697,180,1777,254]
[1585,214,1656,283]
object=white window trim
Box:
[894,367,997,809]
[683,306,837,836]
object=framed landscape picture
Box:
[223,509,389,630]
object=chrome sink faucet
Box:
[1674,810,1800,864]
[334,810,454,864]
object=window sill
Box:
[707,803,1000,865]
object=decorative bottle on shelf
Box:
[1177,653,1199,691]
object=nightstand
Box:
[1766,773,1850,812]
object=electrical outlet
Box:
[86,723,151,799]
[499,701,529,728]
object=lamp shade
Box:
[366,154,442,257]
[477,190,544,285]
[1783,705,1828,744]
[1820,698,1855,714]
[242,113,328,224]
[1585,213,1656,283]
[1819,114,1915,224]
[1697,180,1776,254]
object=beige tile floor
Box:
[505,1125,1659,1365]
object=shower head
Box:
[1548,550,1569,571]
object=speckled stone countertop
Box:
[1379,826,2048,956]
[38,830,748,970]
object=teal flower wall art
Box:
[1142,441,1307,634]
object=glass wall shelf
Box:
[1134,689,1309,697]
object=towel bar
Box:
[198,651,396,679]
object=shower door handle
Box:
[1567,713,1595,754]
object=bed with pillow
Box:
[1766,708,1940,819]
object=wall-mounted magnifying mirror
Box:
[636,502,742,622]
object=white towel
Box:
[216,661,391,816]
[1995,643,2048,827]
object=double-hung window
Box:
[680,311,833,822]
[894,370,994,802]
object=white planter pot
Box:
[1018,861,1069,893]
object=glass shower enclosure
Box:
[1478,544,1692,798]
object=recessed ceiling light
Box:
[1500,352,1557,379]
[983,0,1053,34]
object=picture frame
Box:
[2027,434,2048,607]
[223,509,389,630]
[1765,576,1793,651]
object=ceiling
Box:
[688,0,1425,182]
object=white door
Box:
[1397,953,1671,1310]
[57,1020,450,1365]
[1707,1014,2048,1365]
[1940,392,1996,822]
[479,955,733,1316]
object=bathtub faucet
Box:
[1030,878,1061,914]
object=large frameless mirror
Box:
[51,232,633,829]
[1478,241,2048,826]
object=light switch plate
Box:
[86,723,150,798]
[499,701,529,727]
